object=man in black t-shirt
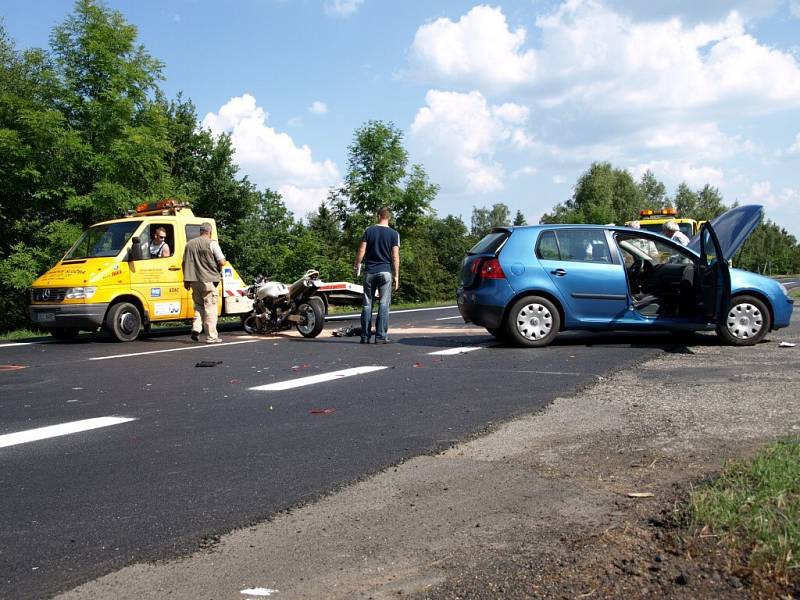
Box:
[354,207,400,343]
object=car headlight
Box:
[780,283,793,300]
[65,286,97,299]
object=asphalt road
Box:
[1,307,689,599]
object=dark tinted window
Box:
[468,231,509,255]
[185,224,203,241]
[536,231,560,259]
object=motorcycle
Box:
[242,269,327,338]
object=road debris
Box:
[310,408,336,416]
[626,492,655,498]
[195,360,223,367]
[779,341,796,347]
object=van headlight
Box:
[65,287,97,299]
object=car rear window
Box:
[468,231,510,255]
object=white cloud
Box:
[747,181,800,215]
[790,0,800,18]
[512,165,538,178]
[552,175,566,184]
[789,133,800,154]
[308,101,328,115]
[409,90,533,193]
[630,161,725,188]
[409,2,800,115]
[409,5,536,89]
[202,94,340,215]
[324,0,363,17]
[637,122,754,160]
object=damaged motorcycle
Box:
[243,269,327,338]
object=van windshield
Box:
[63,221,142,259]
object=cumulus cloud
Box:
[789,133,800,154]
[408,5,536,89]
[202,94,339,215]
[308,101,328,115]
[324,0,363,17]
[791,0,800,18]
[630,160,725,188]
[409,90,534,193]
[409,2,800,115]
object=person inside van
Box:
[149,226,171,258]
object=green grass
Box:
[790,287,800,299]
[0,328,48,341]
[688,437,800,580]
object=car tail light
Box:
[479,258,506,279]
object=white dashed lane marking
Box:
[0,416,137,449]
[249,366,388,391]
[435,316,463,321]
[428,346,485,356]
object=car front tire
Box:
[106,302,142,342]
[505,296,560,347]
[716,295,771,346]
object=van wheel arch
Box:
[105,297,144,342]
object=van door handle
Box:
[551,268,567,276]
[168,266,181,271]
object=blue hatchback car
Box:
[457,205,794,347]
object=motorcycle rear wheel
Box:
[296,301,324,337]
[243,314,261,335]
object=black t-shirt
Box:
[362,225,400,274]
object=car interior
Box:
[616,234,698,317]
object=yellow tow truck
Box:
[28,200,253,341]
[626,208,700,238]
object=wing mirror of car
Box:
[129,237,143,261]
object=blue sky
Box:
[3,0,800,236]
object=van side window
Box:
[185,224,202,241]
[536,231,560,260]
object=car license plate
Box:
[35,311,56,322]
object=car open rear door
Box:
[699,221,731,323]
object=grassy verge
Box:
[790,287,800,299]
[688,436,800,583]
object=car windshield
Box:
[468,231,509,255]
[63,221,142,259]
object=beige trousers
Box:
[190,281,219,341]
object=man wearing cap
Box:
[662,220,690,246]
[183,222,226,343]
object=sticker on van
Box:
[150,288,162,297]
[154,301,180,316]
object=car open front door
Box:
[699,222,731,323]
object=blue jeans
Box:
[361,271,393,341]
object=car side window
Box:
[536,230,560,259]
[555,230,610,263]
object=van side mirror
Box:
[129,237,143,261]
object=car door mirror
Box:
[129,237,143,261]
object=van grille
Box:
[32,288,68,302]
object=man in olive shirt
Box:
[183,222,226,343]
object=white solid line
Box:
[428,346,484,356]
[90,338,261,361]
[435,316,463,321]
[0,340,51,349]
[250,366,387,391]
[0,416,137,449]
[326,305,458,321]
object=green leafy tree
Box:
[470,206,491,237]
[541,162,642,225]
[513,210,527,226]
[638,170,669,210]
[673,182,698,217]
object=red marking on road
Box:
[0,364,27,371]
[310,407,336,415]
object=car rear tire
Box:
[716,295,770,346]
[106,302,142,342]
[505,296,560,347]
[296,299,324,338]
[50,327,79,341]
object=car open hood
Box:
[687,204,763,261]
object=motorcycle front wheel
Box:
[243,314,261,335]
[296,301,324,337]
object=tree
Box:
[638,170,669,209]
[673,182,698,217]
[541,162,642,225]
[513,210,527,226]
[334,120,437,235]
[470,206,491,237]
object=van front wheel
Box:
[107,302,142,342]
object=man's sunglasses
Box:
[157,236,166,240]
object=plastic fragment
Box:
[310,407,336,415]
[779,341,796,348]
[627,492,654,498]
[195,360,222,367]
